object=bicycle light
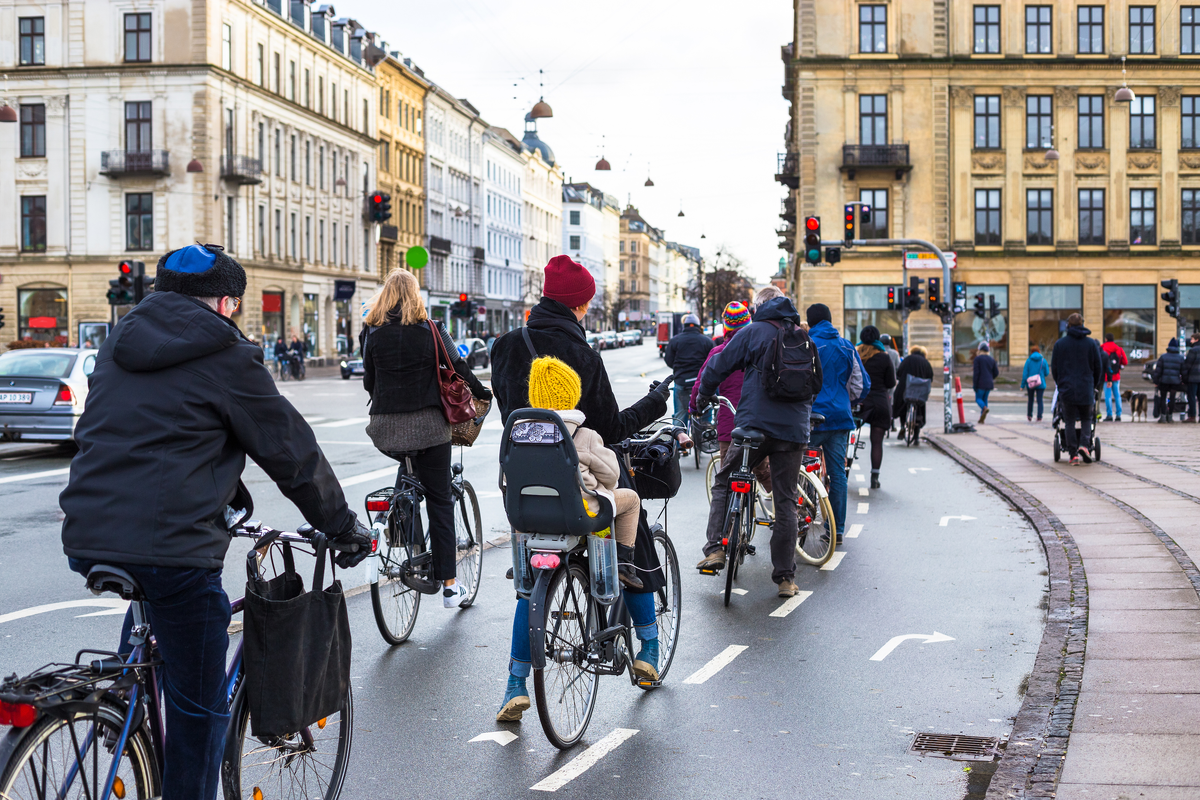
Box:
[731,481,752,493]
[366,499,390,512]
[0,701,36,727]
[530,553,560,570]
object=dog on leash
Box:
[1122,390,1148,422]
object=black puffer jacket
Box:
[61,292,356,569]
[490,298,666,445]
[1153,339,1186,386]
[664,326,715,387]
[1051,325,1104,405]
[1185,341,1200,384]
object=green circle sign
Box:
[405,245,429,270]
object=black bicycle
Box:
[364,455,483,644]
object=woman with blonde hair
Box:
[361,268,492,607]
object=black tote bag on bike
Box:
[242,534,351,738]
[904,376,932,403]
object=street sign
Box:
[904,251,956,269]
[457,344,469,358]
[618,311,627,322]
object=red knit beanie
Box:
[542,255,595,309]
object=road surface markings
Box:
[0,599,129,625]
[846,523,864,538]
[476,490,503,499]
[851,462,861,471]
[939,515,977,527]
[769,591,813,618]
[316,440,375,446]
[530,728,639,792]
[820,551,846,571]
[469,731,518,746]
[715,588,748,597]
[0,467,72,485]
[857,502,869,514]
[302,416,327,424]
[870,632,955,661]
[339,466,400,489]
[854,473,865,483]
[908,467,932,475]
[858,487,869,496]
[683,645,748,685]
[312,417,370,428]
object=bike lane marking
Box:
[820,551,847,571]
[529,728,639,792]
[0,467,71,485]
[339,466,401,489]
[0,599,128,625]
[769,591,813,618]
[311,416,370,428]
[858,487,869,496]
[857,502,869,514]
[682,645,748,685]
[854,473,865,482]
[846,523,864,538]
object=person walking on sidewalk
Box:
[856,326,896,489]
[972,342,1000,423]
[1051,313,1104,463]
[1152,338,1186,423]
[1100,333,1129,421]
[1185,334,1200,422]
[1021,345,1050,422]
[663,312,715,427]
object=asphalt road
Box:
[0,344,1046,799]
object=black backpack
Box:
[759,320,820,402]
[1105,349,1121,378]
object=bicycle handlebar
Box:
[232,521,359,552]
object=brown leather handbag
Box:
[429,321,477,425]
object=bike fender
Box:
[369,521,387,584]
[803,471,830,500]
[528,567,554,671]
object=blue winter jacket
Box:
[809,320,869,431]
[1021,352,1049,390]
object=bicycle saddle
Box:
[86,565,144,601]
[810,413,826,426]
[731,427,766,446]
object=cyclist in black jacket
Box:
[664,314,715,425]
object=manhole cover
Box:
[910,733,1001,761]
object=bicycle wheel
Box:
[704,452,718,505]
[533,563,600,749]
[371,515,421,644]
[453,479,484,608]
[224,681,352,800]
[649,529,682,684]
[0,699,160,799]
[722,499,741,607]
[905,407,918,446]
[796,471,836,566]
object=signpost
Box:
[904,251,956,269]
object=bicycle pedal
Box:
[636,678,663,689]
[698,567,721,575]
[592,624,624,644]
[745,545,756,556]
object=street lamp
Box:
[0,104,16,123]
[1114,55,1136,103]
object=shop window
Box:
[955,285,1009,366]
[303,293,319,356]
[1180,285,1200,338]
[262,291,285,357]
[18,288,68,344]
[843,285,902,347]
[1029,285,1083,359]
[1103,284,1156,362]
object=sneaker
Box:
[1070,455,1081,465]
[1027,416,1033,422]
[496,675,530,722]
[1116,415,1123,421]
[777,579,799,598]
[979,407,989,424]
[1080,449,1092,464]
[633,639,660,681]
[696,551,726,571]
[1104,416,1113,422]
[442,582,467,608]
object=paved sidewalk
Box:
[929,420,1200,800]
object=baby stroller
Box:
[1051,390,1101,463]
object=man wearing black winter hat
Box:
[60,243,371,800]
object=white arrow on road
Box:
[469,731,518,746]
[870,632,955,661]
[939,515,977,527]
[0,599,129,625]
[908,467,932,475]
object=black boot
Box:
[870,472,880,489]
[617,544,642,590]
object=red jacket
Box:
[1101,341,1129,380]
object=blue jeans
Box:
[974,389,991,410]
[508,589,657,677]
[1104,380,1122,418]
[672,383,692,427]
[808,428,850,536]
[1027,387,1045,420]
[69,560,231,800]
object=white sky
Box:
[335,0,791,283]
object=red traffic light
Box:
[119,262,133,274]
[458,293,468,303]
[805,217,819,231]
[373,194,382,203]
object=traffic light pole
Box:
[823,237,956,434]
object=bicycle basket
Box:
[629,440,682,500]
[904,376,932,403]
[451,397,491,447]
[691,416,720,455]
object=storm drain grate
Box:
[910,733,1001,762]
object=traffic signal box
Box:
[973,293,987,319]
[803,217,821,265]
[843,204,855,246]
[905,276,925,310]
[107,260,150,306]
[369,192,393,223]
[927,277,941,310]
[451,293,475,318]
[1162,279,1180,318]
[886,286,897,310]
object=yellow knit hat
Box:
[528,356,582,411]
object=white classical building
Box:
[663,241,701,313]
[562,182,619,330]
[520,115,563,313]
[0,0,379,358]
[483,127,525,334]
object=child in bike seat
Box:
[527,356,643,590]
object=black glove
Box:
[331,518,372,569]
[695,394,715,412]
[478,387,494,402]
[649,380,671,403]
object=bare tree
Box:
[688,246,754,323]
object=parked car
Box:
[340,355,365,380]
[586,332,602,352]
[621,330,643,346]
[457,338,490,369]
[600,331,621,350]
[0,348,95,442]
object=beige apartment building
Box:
[619,207,659,324]
[782,0,1200,368]
[374,52,428,280]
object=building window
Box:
[1078,6,1104,53]
[257,122,264,165]
[319,146,326,190]
[126,193,153,251]
[19,17,45,65]
[973,95,1000,148]
[859,5,887,53]
[273,53,280,94]
[843,286,902,346]
[1025,6,1052,53]
[859,94,887,145]
[257,204,265,254]
[1129,6,1156,54]
[1026,95,1053,149]
[1078,95,1104,148]
[273,129,281,176]
[1184,7,1200,53]
[319,220,325,262]
[345,224,350,264]
[305,216,311,261]
[1029,285,1084,356]
[332,223,338,264]
[256,44,264,86]
[274,209,282,256]
[973,6,1001,53]
[221,23,232,70]
[1026,189,1053,245]
[20,196,47,252]
[975,188,1001,245]
[1183,189,1200,244]
[305,141,312,185]
[569,235,581,250]
[289,61,296,102]
[290,213,297,258]
[19,104,45,158]
[953,285,1009,365]
[1184,97,1200,148]
[290,134,297,180]
[363,99,370,132]
[304,69,311,108]
[860,189,888,238]
[1103,285,1156,362]
[318,76,324,114]
[569,210,581,225]
[381,141,390,174]
[225,197,234,252]
[125,101,151,152]
[124,13,151,62]
[1130,96,1156,149]
[1130,188,1157,245]
[331,82,338,121]
[1079,189,1106,245]
[17,288,68,343]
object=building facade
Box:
[663,241,701,314]
[562,182,619,330]
[781,0,1200,368]
[619,206,659,324]
[521,116,564,312]
[483,127,526,333]
[374,50,427,282]
[0,0,379,358]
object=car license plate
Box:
[0,392,33,404]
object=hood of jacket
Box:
[109,292,242,373]
[808,319,843,342]
[752,296,802,325]
[1028,351,1045,363]
[1066,324,1092,340]
[1167,337,1180,354]
[526,297,587,343]
[558,409,586,433]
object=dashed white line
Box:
[851,461,861,471]
[529,728,639,792]
[858,487,869,497]
[846,524,864,538]
[857,502,869,514]
[820,551,847,571]
[0,599,128,625]
[311,416,370,428]
[0,467,71,485]
[338,466,398,489]
[682,645,748,685]
[769,591,813,618]
[715,588,748,597]
[854,473,865,483]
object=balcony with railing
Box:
[220,155,263,185]
[774,152,799,189]
[840,144,912,180]
[100,150,169,177]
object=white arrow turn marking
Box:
[908,467,932,474]
[530,728,639,791]
[469,731,518,746]
[870,632,955,661]
[939,515,978,526]
[0,599,129,625]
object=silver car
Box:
[0,348,96,442]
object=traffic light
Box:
[369,191,392,223]
[0,307,5,330]
[988,294,1000,320]
[803,217,821,265]
[451,293,473,318]
[117,260,150,304]
[107,261,137,306]
[973,292,986,319]
[906,276,925,310]
[1162,279,1180,318]
[825,246,841,265]
[953,282,967,314]
[928,277,941,310]
[843,204,855,247]
[886,285,897,310]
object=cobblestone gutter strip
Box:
[1104,441,1200,478]
[926,433,1087,800]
